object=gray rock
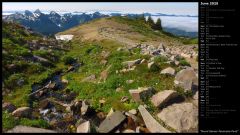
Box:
[98,111,126,133]
[147,61,159,72]
[7,125,57,133]
[138,105,170,133]
[120,66,136,73]
[170,55,175,61]
[122,59,142,68]
[158,43,165,52]
[82,74,96,82]
[157,103,198,133]
[128,109,137,115]
[122,129,135,133]
[151,90,180,108]
[174,68,198,92]
[12,107,32,118]
[147,61,155,69]
[81,100,90,116]
[129,87,155,102]
[77,121,91,133]
[33,55,49,62]
[174,60,180,66]
[2,102,16,113]
[140,59,146,64]
[125,112,138,122]
[160,67,175,76]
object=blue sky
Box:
[2,2,198,15]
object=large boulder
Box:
[7,125,57,133]
[2,102,16,113]
[138,105,170,133]
[157,103,198,133]
[77,121,91,133]
[98,111,126,133]
[12,107,32,118]
[174,68,198,92]
[160,67,175,76]
[129,87,155,102]
[150,90,180,108]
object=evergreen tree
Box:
[138,14,146,23]
[147,16,155,29]
[155,18,162,31]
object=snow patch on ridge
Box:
[55,34,74,41]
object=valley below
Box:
[2,16,198,133]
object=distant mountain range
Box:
[2,9,198,38]
[163,27,198,38]
[3,9,108,35]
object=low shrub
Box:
[2,111,18,130]
[179,59,191,66]
[62,56,76,65]
[19,118,50,129]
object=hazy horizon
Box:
[3,2,198,16]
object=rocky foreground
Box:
[3,42,198,133]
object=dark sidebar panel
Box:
[199,0,239,133]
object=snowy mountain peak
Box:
[24,10,33,16]
[50,11,58,15]
[34,9,42,14]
